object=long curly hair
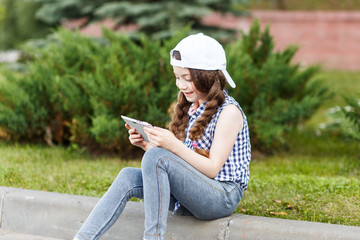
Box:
[169,51,226,157]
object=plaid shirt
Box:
[184,90,251,191]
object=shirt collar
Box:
[188,101,207,118]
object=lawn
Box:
[237,131,359,226]
[0,70,359,226]
[0,143,140,197]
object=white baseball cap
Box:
[170,33,236,88]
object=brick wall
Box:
[64,11,360,70]
[203,11,360,70]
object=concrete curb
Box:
[0,229,62,240]
[1,186,360,240]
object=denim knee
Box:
[112,167,143,199]
[141,147,169,172]
[119,167,139,178]
[117,167,140,184]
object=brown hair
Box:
[169,51,226,157]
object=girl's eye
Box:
[175,76,191,82]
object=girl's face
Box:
[173,66,207,105]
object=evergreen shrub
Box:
[0,21,328,155]
[227,20,329,153]
[342,94,360,140]
[0,28,185,155]
[318,94,360,141]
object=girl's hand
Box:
[144,126,180,151]
[125,123,152,151]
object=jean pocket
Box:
[220,181,244,212]
[220,181,240,195]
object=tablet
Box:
[121,115,153,142]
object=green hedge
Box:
[0,22,328,155]
[0,28,185,155]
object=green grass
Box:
[0,133,358,226]
[237,131,360,226]
[0,70,359,226]
[0,143,140,197]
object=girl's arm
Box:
[144,104,243,178]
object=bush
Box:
[227,20,329,153]
[318,95,360,141]
[0,27,186,155]
[0,21,328,155]
[342,94,360,140]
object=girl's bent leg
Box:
[74,167,143,240]
[141,148,243,240]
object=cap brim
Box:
[222,70,236,88]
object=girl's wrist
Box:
[143,143,153,152]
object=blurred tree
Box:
[0,4,5,24]
[0,0,50,50]
[276,0,286,9]
[33,0,249,41]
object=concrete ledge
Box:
[1,186,360,240]
[0,229,63,240]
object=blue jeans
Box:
[74,147,243,240]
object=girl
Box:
[73,33,251,240]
